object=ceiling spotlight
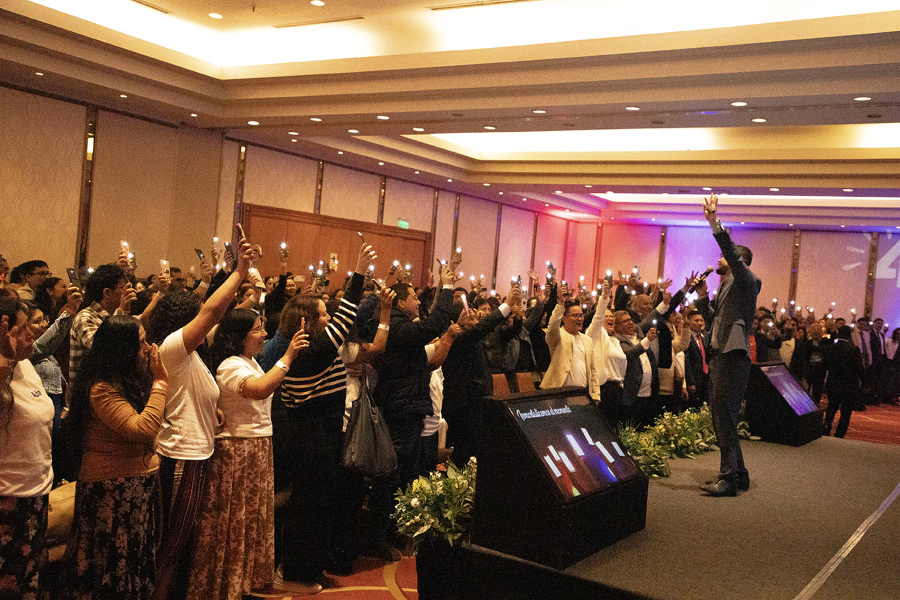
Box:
[843,188,853,192]
[378,162,384,165]
[310,0,325,5]
[731,101,747,107]
[377,115,389,120]
[348,129,359,133]
[447,179,452,182]
[625,106,640,111]
[484,126,496,130]
[190,113,198,117]
[752,118,767,123]
[209,13,223,18]
[533,110,546,114]
[770,188,779,191]
[585,185,592,188]
[120,94,128,98]
[854,96,871,101]
[840,225,845,228]
[248,120,259,125]
[414,171,420,174]
[288,131,299,135]
[606,191,614,194]
[35,72,44,76]
[291,139,297,142]
[413,127,425,132]
[566,209,570,212]
[498,192,503,195]
[545,203,550,207]
[483,183,490,186]
[555,191,562,194]
[310,118,322,122]
[703,187,712,191]
[337,151,344,154]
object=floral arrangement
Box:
[393,457,477,547]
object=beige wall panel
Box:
[496,205,535,287]
[215,140,240,247]
[568,221,599,288]
[320,164,379,223]
[383,179,433,233]
[598,224,662,285]
[167,126,223,275]
[796,231,869,322]
[89,111,177,272]
[244,146,317,214]
[734,228,795,313]
[455,195,498,289]
[534,214,568,284]
[434,190,456,264]
[0,87,84,275]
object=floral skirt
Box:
[0,494,48,600]
[186,436,275,600]
[65,474,160,600]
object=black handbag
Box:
[342,377,397,478]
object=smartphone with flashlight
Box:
[236,223,246,240]
[195,248,205,262]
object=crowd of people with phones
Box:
[0,230,898,598]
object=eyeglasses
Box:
[32,270,51,278]
[566,313,584,319]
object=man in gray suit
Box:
[696,194,761,497]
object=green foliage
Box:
[393,457,477,548]
[616,404,721,478]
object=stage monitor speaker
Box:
[745,362,822,446]
[471,387,648,570]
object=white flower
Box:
[411,498,419,508]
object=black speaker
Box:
[471,387,648,570]
[745,362,823,446]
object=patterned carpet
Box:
[840,402,900,446]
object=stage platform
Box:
[562,436,900,599]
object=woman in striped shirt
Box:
[274,242,376,590]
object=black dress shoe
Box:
[701,479,737,497]
[705,473,749,491]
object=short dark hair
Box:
[735,245,753,266]
[564,300,583,315]
[16,260,48,277]
[836,325,853,340]
[84,264,126,303]
[390,283,413,307]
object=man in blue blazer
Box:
[697,194,761,497]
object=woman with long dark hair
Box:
[147,231,253,600]
[186,309,308,599]
[0,297,53,599]
[65,315,168,598]
[33,277,68,325]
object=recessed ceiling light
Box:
[248,120,259,126]
[840,225,845,228]
[337,151,343,154]
[555,191,562,194]
[348,129,359,133]
[288,131,299,135]
[413,127,425,132]
[209,13,223,19]
[190,113,197,117]
[498,192,503,195]
[291,139,297,142]
[651,218,655,221]
[378,162,384,165]
[484,126,496,130]
[770,188,779,191]
[606,191,614,194]
[789,223,794,226]
[483,183,490,186]
[741,221,745,224]
[703,187,712,191]
[532,110,546,114]
[310,118,322,122]
[414,171,420,174]
[377,115,389,120]
[35,72,43,76]
[120,94,128,98]
[310,0,325,5]
[447,179,452,182]
[566,209,570,212]
[625,106,640,111]
[585,185,592,188]
[661,192,669,195]
[731,101,747,107]
[854,96,871,101]
[545,203,550,207]
[752,118,767,123]
[843,188,854,192]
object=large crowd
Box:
[1,232,898,599]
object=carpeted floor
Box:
[839,402,900,446]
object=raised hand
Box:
[285,329,310,361]
[379,287,396,310]
[558,283,570,300]
[0,314,19,361]
[439,264,454,286]
[355,243,377,274]
[235,237,254,276]
[120,282,136,313]
[149,344,168,382]
[65,286,83,315]
[659,278,673,291]
[456,307,474,328]
[703,193,719,222]
[646,327,658,342]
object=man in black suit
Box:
[695,194,761,497]
[823,325,864,437]
[683,309,710,410]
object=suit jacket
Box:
[541,303,599,400]
[684,334,708,389]
[442,306,508,412]
[699,230,762,356]
[616,334,658,406]
[824,339,863,397]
